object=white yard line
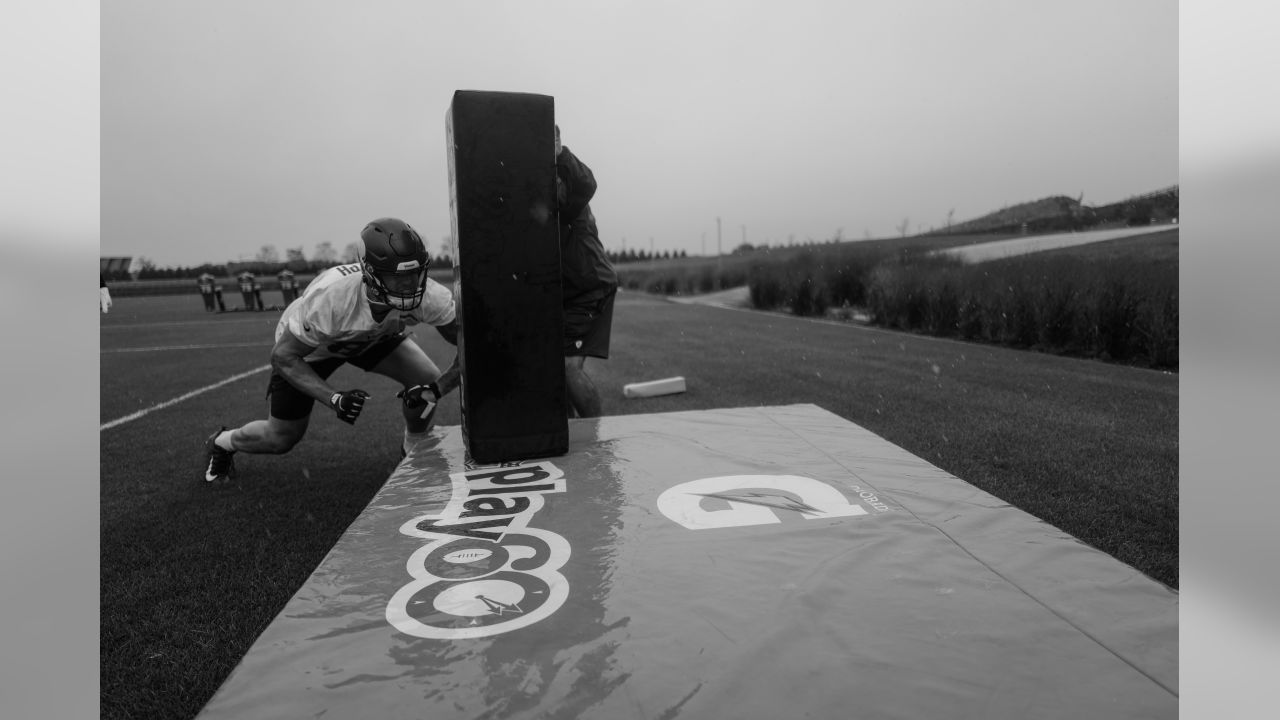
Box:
[102,343,272,353]
[100,364,271,431]
[101,318,278,329]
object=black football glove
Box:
[396,383,441,420]
[329,389,370,425]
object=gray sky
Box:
[99,0,1177,267]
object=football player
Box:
[100,274,112,314]
[203,218,458,482]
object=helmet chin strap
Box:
[363,277,389,306]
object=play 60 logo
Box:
[385,462,571,640]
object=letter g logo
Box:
[656,475,867,530]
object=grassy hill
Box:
[939,186,1179,235]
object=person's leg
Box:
[216,365,332,454]
[562,291,614,419]
[366,339,442,452]
[204,412,307,482]
[203,360,342,481]
[222,415,310,454]
[564,354,602,418]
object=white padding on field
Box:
[622,375,686,398]
[196,404,1177,720]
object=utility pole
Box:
[716,216,723,272]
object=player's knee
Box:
[264,425,306,454]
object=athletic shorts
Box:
[564,290,616,359]
[267,334,407,420]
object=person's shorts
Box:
[267,334,407,420]
[564,290,616,358]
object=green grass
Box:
[100,291,1176,719]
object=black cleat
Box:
[203,427,237,482]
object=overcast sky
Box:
[98,0,1177,267]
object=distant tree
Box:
[257,245,280,264]
[285,246,307,271]
[678,249,687,258]
[1126,201,1153,226]
[342,242,360,263]
[897,218,910,238]
[732,242,755,254]
[946,209,955,229]
[134,257,161,279]
[313,242,337,265]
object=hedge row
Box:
[616,261,750,296]
[746,245,900,317]
[743,248,1176,369]
[862,254,1177,368]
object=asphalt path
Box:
[934,223,1177,263]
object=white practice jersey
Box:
[276,264,455,362]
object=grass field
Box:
[100,291,1177,719]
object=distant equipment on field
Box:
[623,376,687,398]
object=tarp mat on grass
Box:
[197,404,1177,719]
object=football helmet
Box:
[359,218,430,310]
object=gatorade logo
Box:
[657,475,887,530]
[386,462,571,640]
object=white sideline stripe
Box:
[103,343,272,353]
[102,318,278,329]
[100,364,272,431]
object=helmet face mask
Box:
[359,218,430,310]
[367,262,428,310]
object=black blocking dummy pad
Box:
[446,90,567,463]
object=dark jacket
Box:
[557,146,617,304]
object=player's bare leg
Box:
[565,355,602,418]
[204,415,307,482]
[221,416,310,454]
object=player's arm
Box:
[434,319,458,346]
[272,329,369,423]
[270,329,335,404]
[427,319,461,396]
